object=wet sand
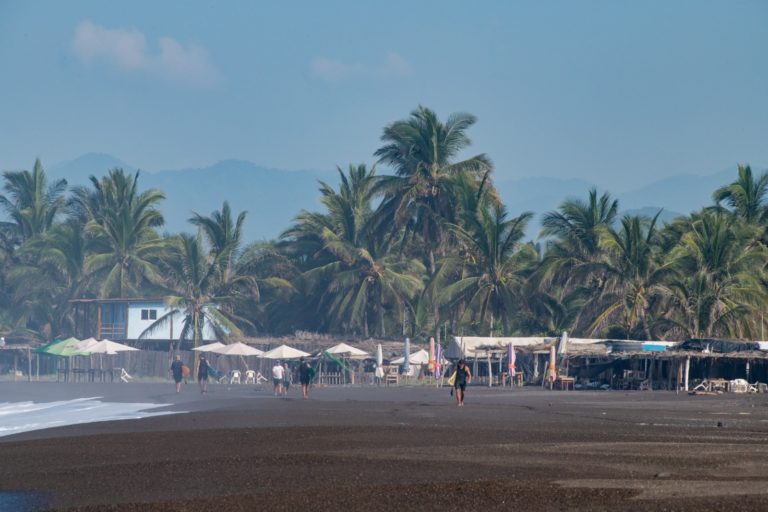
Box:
[2,381,768,511]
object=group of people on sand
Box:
[169,354,315,399]
[170,353,471,406]
[272,358,314,399]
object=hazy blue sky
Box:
[1,0,766,190]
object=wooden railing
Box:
[99,323,127,340]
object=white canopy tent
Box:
[210,342,264,357]
[263,344,310,360]
[390,349,448,366]
[324,343,369,359]
[79,339,139,355]
[192,341,226,352]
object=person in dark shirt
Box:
[453,359,472,406]
[298,357,314,399]
[170,355,184,393]
[195,354,209,394]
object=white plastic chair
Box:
[244,370,256,384]
[119,368,133,383]
[230,370,241,384]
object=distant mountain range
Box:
[26,153,752,243]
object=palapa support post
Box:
[648,358,654,391]
[684,357,690,392]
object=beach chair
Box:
[230,370,241,384]
[244,370,256,384]
[119,368,133,383]
[255,371,267,384]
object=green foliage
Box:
[1,108,767,344]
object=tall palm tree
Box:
[141,233,243,351]
[437,203,535,335]
[189,202,288,334]
[0,159,67,244]
[7,221,89,339]
[713,164,768,224]
[535,188,618,335]
[73,169,167,298]
[374,106,492,274]
[283,164,424,336]
[588,212,673,339]
[666,212,766,338]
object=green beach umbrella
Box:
[38,337,89,357]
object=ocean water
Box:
[0,491,46,511]
[0,397,181,438]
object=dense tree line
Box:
[1,106,767,347]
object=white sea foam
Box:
[0,397,180,437]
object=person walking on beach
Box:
[195,354,209,394]
[283,362,291,394]
[298,357,314,399]
[170,355,184,393]
[452,359,471,406]
[272,360,285,396]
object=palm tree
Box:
[0,159,67,244]
[588,212,673,339]
[713,164,768,224]
[190,202,290,334]
[7,221,89,339]
[141,233,243,351]
[283,164,424,336]
[540,187,618,266]
[374,106,492,274]
[437,203,535,335]
[536,188,618,334]
[666,212,767,338]
[73,169,167,298]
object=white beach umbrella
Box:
[210,342,264,357]
[192,341,226,352]
[87,339,139,354]
[391,349,431,365]
[403,337,411,374]
[325,342,369,358]
[263,344,310,360]
[75,337,99,353]
[375,343,384,379]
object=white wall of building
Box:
[125,302,217,341]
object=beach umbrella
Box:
[508,343,516,378]
[435,343,443,381]
[38,337,88,357]
[324,342,369,358]
[548,344,557,382]
[85,339,139,355]
[263,344,309,360]
[428,338,435,372]
[210,342,264,357]
[402,337,411,375]
[75,337,99,352]
[375,343,384,380]
[192,341,226,352]
[390,349,429,365]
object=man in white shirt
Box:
[272,360,285,395]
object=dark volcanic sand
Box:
[2,382,768,511]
